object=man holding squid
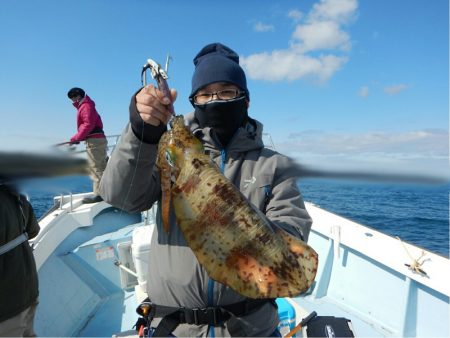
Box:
[100,42,313,337]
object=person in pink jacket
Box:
[68,87,108,203]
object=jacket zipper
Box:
[207,148,227,337]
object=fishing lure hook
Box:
[141,55,176,124]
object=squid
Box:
[156,115,318,299]
[144,57,318,299]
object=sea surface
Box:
[297,179,449,258]
[20,175,449,258]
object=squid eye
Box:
[165,150,175,167]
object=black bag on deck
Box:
[306,316,355,337]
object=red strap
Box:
[138,324,144,337]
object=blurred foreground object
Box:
[0,150,88,178]
[291,163,448,185]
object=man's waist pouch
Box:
[88,127,105,136]
[136,298,274,337]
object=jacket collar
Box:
[184,112,264,157]
[72,95,88,109]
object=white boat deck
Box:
[291,204,449,337]
[32,194,450,337]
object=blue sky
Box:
[0,0,448,176]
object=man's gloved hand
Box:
[129,85,177,144]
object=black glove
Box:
[129,89,167,144]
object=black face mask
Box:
[194,96,248,147]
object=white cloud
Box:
[278,128,449,177]
[254,22,274,32]
[384,84,409,95]
[288,9,303,22]
[358,86,369,97]
[291,20,351,52]
[309,0,358,24]
[242,0,358,83]
[284,129,448,156]
[241,50,348,82]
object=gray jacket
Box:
[100,113,312,337]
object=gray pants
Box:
[86,137,108,195]
[0,300,38,337]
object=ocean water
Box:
[21,175,449,257]
[298,179,449,257]
[19,176,92,218]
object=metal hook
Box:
[140,55,176,118]
[141,58,169,87]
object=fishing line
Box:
[118,108,146,214]
[119,57,174,216]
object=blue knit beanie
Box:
[190,43,249,100]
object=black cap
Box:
[67,87,85,99]
[190,43,249,99]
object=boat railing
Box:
[58,192,73,212]
[262,132,276,150]
[61,134,121,156]
[59,132,275,159]
[36,191,82,221]
[36,132,274,218]
[32,135,121,219]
